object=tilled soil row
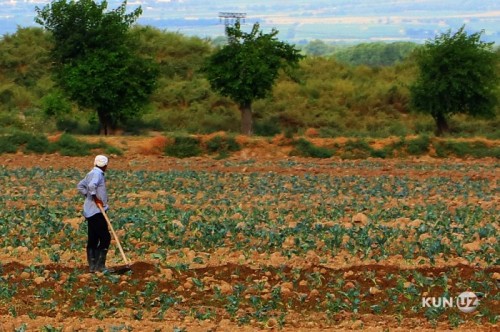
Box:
[2,261,498,330]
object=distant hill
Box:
[1,0,499,44]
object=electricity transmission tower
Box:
[218,12,247,26]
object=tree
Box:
[203,22,303,135]
[334,42,417,67]
[410,26,498,135]
[304,39,332,57]
[35,0,158,134]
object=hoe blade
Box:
[111,265,132,275]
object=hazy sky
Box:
[1,0,499,42]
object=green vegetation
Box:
[406,135,431,155]
[0,24,498,139]
[53,133,94,156]
[164,134,241,159]
[35,0,158,134]
[165,135,202,158]
[410,26,498,135]
[300,40,417,66]
[0,132,122,156]
[203,22,303,135]
[333,41,418,66]
[0,161,498,327]
[433,140,500,158]
[341,139,376,159]
[0,131,498,159]
[206,135,240,159]
[290,138,334,158]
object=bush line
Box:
[0,131,498,159]
[0,132,123,156]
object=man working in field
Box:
[77,155,111,273]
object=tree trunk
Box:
[97,110,111,136]
[240,103,253,136]
[434,112,449,136]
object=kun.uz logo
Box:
[422,291,480,313]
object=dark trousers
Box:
[86,213,111,251]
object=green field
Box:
[0,158,498,330]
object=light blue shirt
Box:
[77,167,109,218]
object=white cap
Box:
[94,155,108,167]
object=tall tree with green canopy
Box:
[203,22,303,135]
[35,0,158,134]
[410,26,498,136]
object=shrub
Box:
[206,135,241,154]
[165,135,202,158]
[55,117,100,135]
[0,135,18,154]
[318,127,340,138]
[341,139,374,159]
[290,138,333,158]
[413,118,435,134]
[41,91,72,117]
[120,116,163,135]
[0,131,54,154]
[406,135,430,155]
[0,132,123,156]
[199,113,240,134]
[467,141,500,158]
[370,149,387,158]
[433,141,449,158]
[432,140,500,158]
[24,135,53,154]
[0,113,23,129]
[53,133,92,156]
[380,137,407,158]
[6,131,34,146]
[105,145,123,156]
[254,118,281,137]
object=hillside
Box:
[0,27,498,140]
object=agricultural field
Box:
[0,154,498,331]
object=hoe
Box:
[98,205,132,274]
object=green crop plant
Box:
[224,294,240,317]
[325,293,347,317]
[339,286,362,313]
[8,305,17,317]
[36,287,54,300]
[14,323,28,332]
[0,158,497,328]
[0,282,18,300]
[192,308,215,320]
[70,295,86,313]
[477,306,499,325]
[424,306,445,327]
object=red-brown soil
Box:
[0,136,498,331]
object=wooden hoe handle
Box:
[98,205,131,266]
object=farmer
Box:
[77,155,111,273]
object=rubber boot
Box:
[96,249,113,273]
[86,248,97,273]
